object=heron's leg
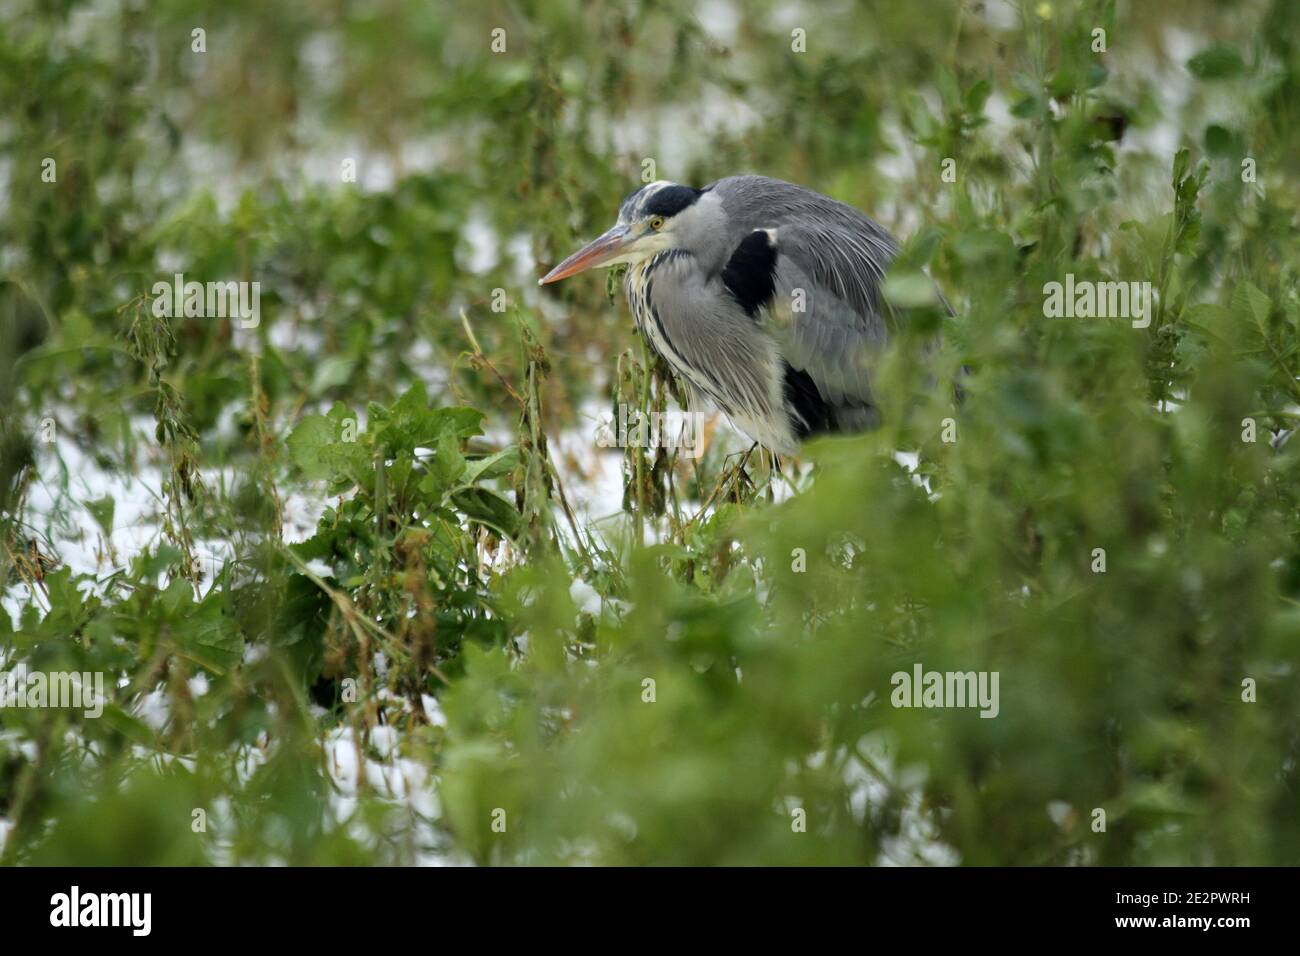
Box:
[763,446,780,502]
[772,451,803,498]
[729,442,759,503]
[740,441,758,485]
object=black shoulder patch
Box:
[722,229,778,317]
[782,362,834,439]
[641,184,703,217]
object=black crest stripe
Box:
[640,185,703,217]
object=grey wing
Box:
[768,223,892,420]
[771,223,954,410]
[710,175,903,422]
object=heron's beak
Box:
[538,225,632,285]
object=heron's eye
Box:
[649,216,665,231]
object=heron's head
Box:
[539,181,720,285]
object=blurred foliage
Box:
[1,0,1299,865]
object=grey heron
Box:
[540,176,940,456]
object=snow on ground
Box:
[3,406,331,629]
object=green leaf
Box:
[1232,282,1272,327]
[462,447,520,484]
[963,78,992,115]
[1187,45,1245,80]
[431,429,467,488]
[372,383,484,456]
[882,272,940,308]
[451,487,522,538]
[309,355,357,395]
[286,414,339,480]
[86,496,115,536]
[182,599,244,673]
[271,575,329,685]
[98,704,157,747]
[1203,124,1240,157]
